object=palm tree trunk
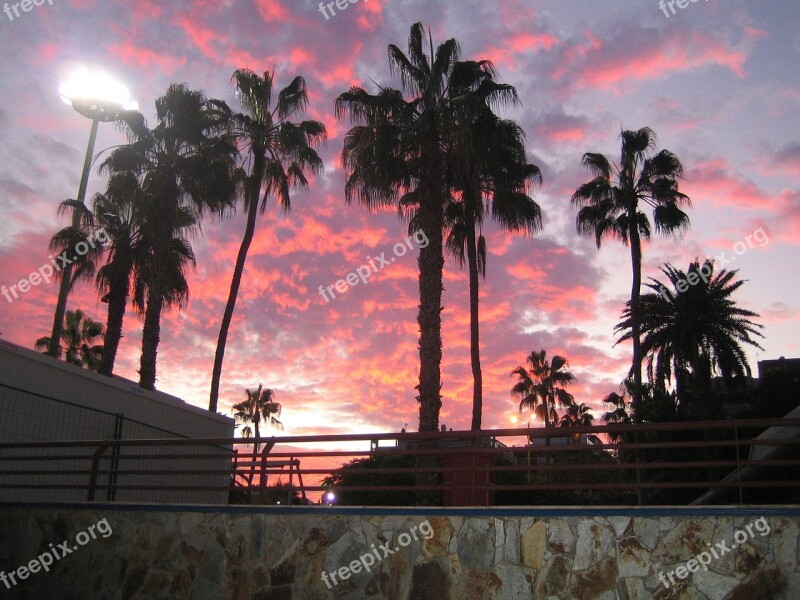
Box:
[139,287,164,391]
[99,282,129,376]
[627,209,645,504]
[416,140,445,433]
[466,213,483,431]
[628,207,644,421]
[209,156,265,412]
[415,137,445,506]
[251,422,261,487]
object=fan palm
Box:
[45,199,102,350]
[511,349,576,437]
[232,384,283,484]
[560,402,594,428]
[616,259,763,418]
[91,170,146,375]
[446,79,542,431]
[336,22,507,433]
[571,128,690,420]
[102,84,240,390]
[37,309,105,371]
[208,69,326,413]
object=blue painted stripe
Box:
[2,502,800,518]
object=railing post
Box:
[288,457,294,506]
[87,441,110,501]
[471,444,477,506]
[734,423,743,505]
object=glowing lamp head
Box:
[325,491,336,504]
[59,69,138,120]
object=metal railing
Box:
[1,419,799,506]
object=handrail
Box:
[1,419,798,507]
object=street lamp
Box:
[47,69,138,358]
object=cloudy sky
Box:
[0,0,797,437]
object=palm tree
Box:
[91,171,145,376]
[45,110,146,360]
[616,259,764,419]
[601,389,632,443]
[208,69,326,413]
[336,22,500,433]
[560,402,594,445]
[102,84,240,390]
[45,200,102,359]
[511,349,576,438]
[560,402,594,428]
[232,384,283,485]
[36,309,105,371]
[571,128,690,420]
[445,85,542,431]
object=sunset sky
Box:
[0,0,798,437]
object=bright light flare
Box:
[59,69,138,111]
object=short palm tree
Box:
[616,259,764,418]
[446,87,542,431]
[208,69,326,413]
[560,402,594,428]
[232,384,283,485]
[572,128,690,420]
[511,349,576,437]
[103,84,240,390]
[560,402,594,444]
[37,309,105,371]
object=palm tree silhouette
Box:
[446,82,542,431]
[37,309,105,371]
[571,128,690,421]
[511,349,576,442]
[232,384,283,485]
[208,69,326,413]
[616,259,763,419]
[90,171,146,376]
[560,402,594,428]
[336,22,490,433]
[102,84,240,390]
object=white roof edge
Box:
[0,338,233,426]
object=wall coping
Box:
[4,501,800,517]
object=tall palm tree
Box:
[208,69,326,413]
[616,259,763,418]
[91,171,145,376]
[571,128,690,420]
[336,22,500,433]
[446,96,542,430]
[511,349,576,436]
[102,84,240,390]
[36,309,105,371]
[45,110,146,360]
[232,384,283,484]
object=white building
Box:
[0,339,234,504]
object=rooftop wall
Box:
[0,339,234,504]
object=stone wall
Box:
[0,504,798,599]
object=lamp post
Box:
[47,70,137,358]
